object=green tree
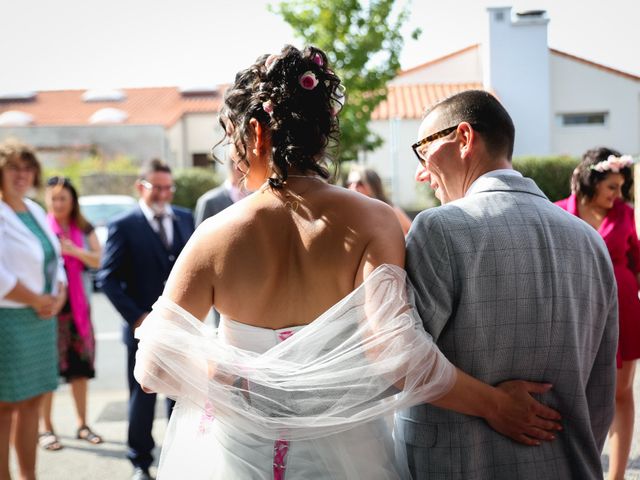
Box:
[271,0,419,162]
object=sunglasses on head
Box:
[47,176,72,187]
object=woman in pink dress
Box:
[556,147,640,480]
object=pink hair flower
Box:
[592,154,634,173]
[262,100,274,116]
[265,54,278,72]
[312,53,324,67]
[299,71,319,90]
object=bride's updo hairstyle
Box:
[218,45,343,188]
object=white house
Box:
[369,6,640,208]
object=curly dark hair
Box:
[571,147,633,201]
[216,45,343,188]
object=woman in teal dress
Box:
[0,140,67,480]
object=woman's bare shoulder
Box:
[322,185,405,268]
[324,184,398,222]
[193,196,261,249]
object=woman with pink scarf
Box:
[39,177,103,451]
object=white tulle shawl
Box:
[134,265,456,479]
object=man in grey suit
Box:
[194,160,246,226]
[400,90,618,479]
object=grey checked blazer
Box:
[194,184,234,227]
[400,174,618,480]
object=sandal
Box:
[39,431,63,451]
[76,425,103,445]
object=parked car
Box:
[79,195,136,290]
[79,194,137,246]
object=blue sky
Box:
[1,0,637,92]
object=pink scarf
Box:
[47,214,91,341]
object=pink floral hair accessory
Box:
[262,100,274,116]
[299,71,319,90]
[312,53,324,67]
[591,154,634,173]
[265,54,279,72]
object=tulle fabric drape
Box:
[134,265,456,479]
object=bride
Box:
[134,45,561,479]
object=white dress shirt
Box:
[138,200,174,246]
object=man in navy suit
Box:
[97,159,194,480]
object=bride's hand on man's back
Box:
[487,380,563,446]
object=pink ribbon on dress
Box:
[273,329,295,479]
[198,400,215,434]
[273,439,290,480]
[277,330,294,342]
[46,214,91,341]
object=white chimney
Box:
[483,6,551,156]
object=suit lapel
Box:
[133,207,170,268]
[172,214,186,249]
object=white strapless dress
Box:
[134,265,456,480]
[209,317,401,479]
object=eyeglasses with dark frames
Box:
[411,126,458,166]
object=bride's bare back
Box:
[163,179,404,328]
[138,46,564,451]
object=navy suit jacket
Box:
[97,205,194,345]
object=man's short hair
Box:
[138,158,172,180]
[426,90,516,160]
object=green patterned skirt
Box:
[0,307,58,402]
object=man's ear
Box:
[457,122,474,159]
[134,180,144,196]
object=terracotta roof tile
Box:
[372,82,485,120]
[0,87,224,128]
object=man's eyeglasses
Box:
[139,179,176,193]
[411,126,458,166]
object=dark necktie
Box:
[154,214,170,250]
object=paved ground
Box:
[9,293,640,479]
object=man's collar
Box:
[465,169,522,197]
[138,199,174,222]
